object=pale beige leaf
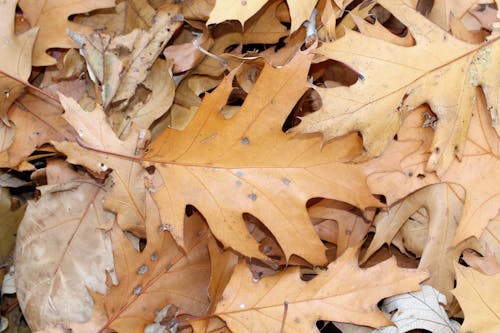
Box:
[215,247,428,332]
[374,285,460,333]
[14,161,114,331]
[452,264,500,333]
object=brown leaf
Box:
[145,48,380,265]
[215,246,428,331]
[0,92,76,168]
[85,194,211,333]
[19,0,115,66]
[14,160,115,331]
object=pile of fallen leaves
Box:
[0,0,499,332]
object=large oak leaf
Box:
[294,0,499,175]
[146,49,380,266]
[14,160,115,331]
[214,246,428,332]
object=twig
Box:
[279,301,289,333]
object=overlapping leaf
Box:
[215,246,428,332]
[145,49,380,265]
[294,0,499,175]
[362,183,478,300]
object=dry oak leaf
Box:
[69,4,182,108]
[18,0,115,66]
[452,264,500,333]
[362,183,478,301]
[374,285,460,333]
[14,160,115,331]
[214,246,429,332]
[207,0,317,33]
[364,93,499,246]
[67,194,211,333]
[53,94,149,236]
[0,92,76,168]
[294,0,499,175]
[146,48,380,266]
[0,0,38,124]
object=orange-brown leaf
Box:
[146,48,380,265]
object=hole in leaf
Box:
[243,213,285,264]
[282,88,321,132]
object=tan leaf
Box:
[452,264,500,333]
[18,0,115,66]
[14,160,115,331]
[0,0,38,123]
[215,246,428,331]
[145,49,380,265]
[53,94,149,236]
[362,183,477,300]
[293,0,499,174]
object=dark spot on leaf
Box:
[138,265,148,275]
